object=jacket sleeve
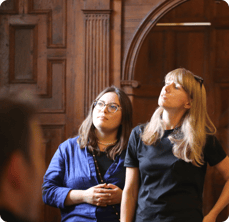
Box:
[42,143,72,209]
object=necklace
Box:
[170,125,183,140]
[92,150,120,221]
[97,140,117,146]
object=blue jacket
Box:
[42,136,126,222]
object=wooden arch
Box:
[121,0,189,89]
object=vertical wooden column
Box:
[82,9,111,116]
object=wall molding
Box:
[121,0,188,87]
[82,9,111,115]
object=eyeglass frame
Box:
[193,75,204,87]
[93,100,122,113]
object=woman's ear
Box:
[184,100,192,109]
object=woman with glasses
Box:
[121,68,229,222]
[43,86,132,222]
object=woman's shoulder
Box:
[60,135,79,145]
[58,136,80,153]
[204,134,226,166]
[131,124,146,135]
[205,134,220,146]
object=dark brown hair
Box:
[78,86,133,160]
[0,91,38,180]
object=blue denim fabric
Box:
[42,136,125,222]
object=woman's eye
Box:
[110,105,117,110]
[97,102,104,107]
[175,84,181,89]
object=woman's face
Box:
[158,77,191,112]
[93,92,122,135]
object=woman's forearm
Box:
[121,167,139,222]
[205,179,229,219]
[64,190,85,206]
[121,187,138,222]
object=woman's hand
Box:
[83,183,123,206]
[104,183,123,205]
[83,183,111,207]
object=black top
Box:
[95,152,113,180]
[0,209,32,222]
[124,125,226,222]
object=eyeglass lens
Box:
[95,101,118,113]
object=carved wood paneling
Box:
[42,125,65,168]
[0,0,19,14]
[122,0,188,84]
[83,10,111,116]
[40,125,65,222]
[9,24,38,83]
[28,0,67,48]
[38,59,66,113]
[0,1,67,114]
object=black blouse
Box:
[124,125,226,222]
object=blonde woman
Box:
[121,68,229,222]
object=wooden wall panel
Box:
[121,0,188,90]
[0,0,18,13]
[42,125,65,173]
[215,30,229,70]
[214,0,229,18]
[83,10,111,115]
[0,3,67,110]
[83,0,110,10]
[29,0,67,47]
[159,0,210,22]
[9,24,38,83]
[38,59,66,112]
[40,125,65,222]
[175,30,207,74]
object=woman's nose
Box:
[100,105,108,113]
[164,84,171,92]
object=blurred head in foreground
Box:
[0,91,45,222]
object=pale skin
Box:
[120,167,139,222]
[121,80,229,222]
[65,92,123,207]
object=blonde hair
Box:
[141,68,216,166]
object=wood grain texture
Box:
[83,10,111,116]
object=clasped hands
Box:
[84,183,122,207]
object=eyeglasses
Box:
[193,75,204,87]
[94,100,122,113]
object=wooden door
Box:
[0,0,85,221]
[132,0,229,221]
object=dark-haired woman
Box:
[43,86,132,222]
[121,68,229,222]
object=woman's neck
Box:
[95,130,118,151]
[162,110,184,130]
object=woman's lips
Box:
[97,116,108,120]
